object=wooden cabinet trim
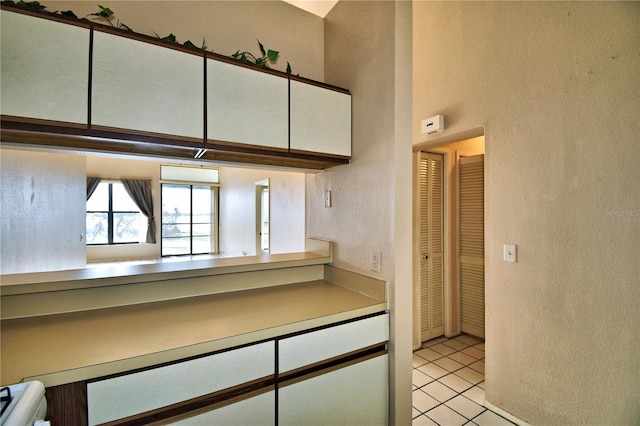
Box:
[0,3,92,29]
[277,343,388,387]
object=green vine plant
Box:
[2,0,292,73]
[232,40,292,74]
[86,4,133,32]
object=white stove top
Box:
[0,381,47,426]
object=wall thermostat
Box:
[421,114,445,134]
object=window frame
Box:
[86,181,144,246]
[160,183,219,257]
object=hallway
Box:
[412,335,516,425]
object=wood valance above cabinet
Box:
[0,4,351,170]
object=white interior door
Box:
[459,154,485,338]
[418,152,444,342]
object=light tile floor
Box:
[413,335,517,426]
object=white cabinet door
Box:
[290,80,351,157]
[91,31,204,140]
[207,59,288,150]
[87,341,274,425]
[279,313,389,373]
[169,389,275,426]
[279,354,388,426]
[1,11,89,124]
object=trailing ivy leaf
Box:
[201,38,208,51]
[89,4,114,19]
[286,62,292,74]
[153,31,177,43]
[119,22,133,32]
[52,9,78,18]
[183,40,198,49]
[267,49,279,62]
[18,0,45,10]
[257,39,266,57]
[255,57,267,67]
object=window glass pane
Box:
[192,223,211,237]
[162,223,191,239]
[192,186,212,218]
[86,182,109,211]
[112,183,140,211]
[192,235,212,254]
[162,236,190,256]
[162,184,191,225]
[86,212,108,244]
[114,212,145,243]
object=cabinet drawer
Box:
[278,313,388,373]
[279,353,388,426]
[87,341,274,425]
[168,388,275,426]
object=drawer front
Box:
[279,353,388,426]
[87,341,274,425]
[278,313,388,373]
[168,389,275,426]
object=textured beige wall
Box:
[218,166,305,257]
[312,2,413,424]
[0,148,86,273]
[45,0,324,81]
[413,2,639,423]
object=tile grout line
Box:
[413,335,487,423]
[413,336,516,425]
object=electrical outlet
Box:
[370,250,381,273]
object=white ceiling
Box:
[283,0,339,18]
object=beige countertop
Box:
[0,251,331,295]
[1,278,387,387]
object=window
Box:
[161,184,218,256]
[160,165,219,257]
[86,182,145,245]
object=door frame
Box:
[255,179,269,254]
[413,129,485,349]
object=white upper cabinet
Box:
[207,59,288,150]
[289,80,351,157]
[91,31,204,141]
[0,11,89,124]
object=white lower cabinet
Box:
[85,314,388,425]
[87,341,274,425]
[169,389,275,426]
[279,314,389,373]
[278,353,389,426]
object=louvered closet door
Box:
[419,152,444,342]
[459,155,485,338]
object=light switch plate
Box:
[503,244,517,262]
